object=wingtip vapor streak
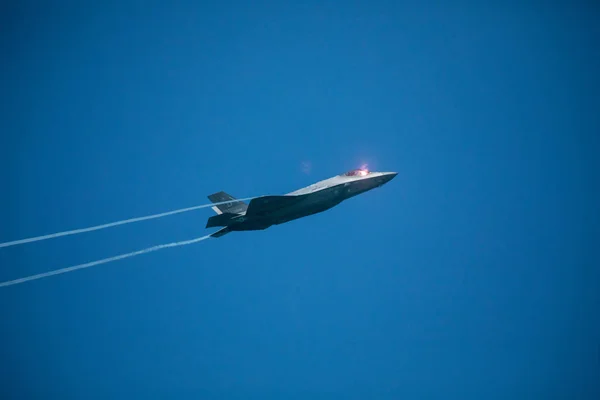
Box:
[205,168,397,238]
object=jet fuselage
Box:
[206,169,397,237]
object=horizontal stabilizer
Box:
[246,195,304,217]
[210,227,231,238]
[208,191,248,214]
[206,213,238,228]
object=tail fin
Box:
[207,191,248,215]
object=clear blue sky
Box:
[1,2,599,398]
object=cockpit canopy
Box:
[342,168,369,177]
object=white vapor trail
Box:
[0,198,255,249]
[0,235,211,288]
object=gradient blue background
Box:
[1,2,599,398]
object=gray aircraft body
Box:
[206,168,397,238]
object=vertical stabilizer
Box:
[207,191,248,214]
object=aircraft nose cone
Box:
[383,172,398,183]
[372,172,397,188]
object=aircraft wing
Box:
[246,195,304,217]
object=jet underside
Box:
[208,186,343,233]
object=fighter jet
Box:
[206,167,397,238]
